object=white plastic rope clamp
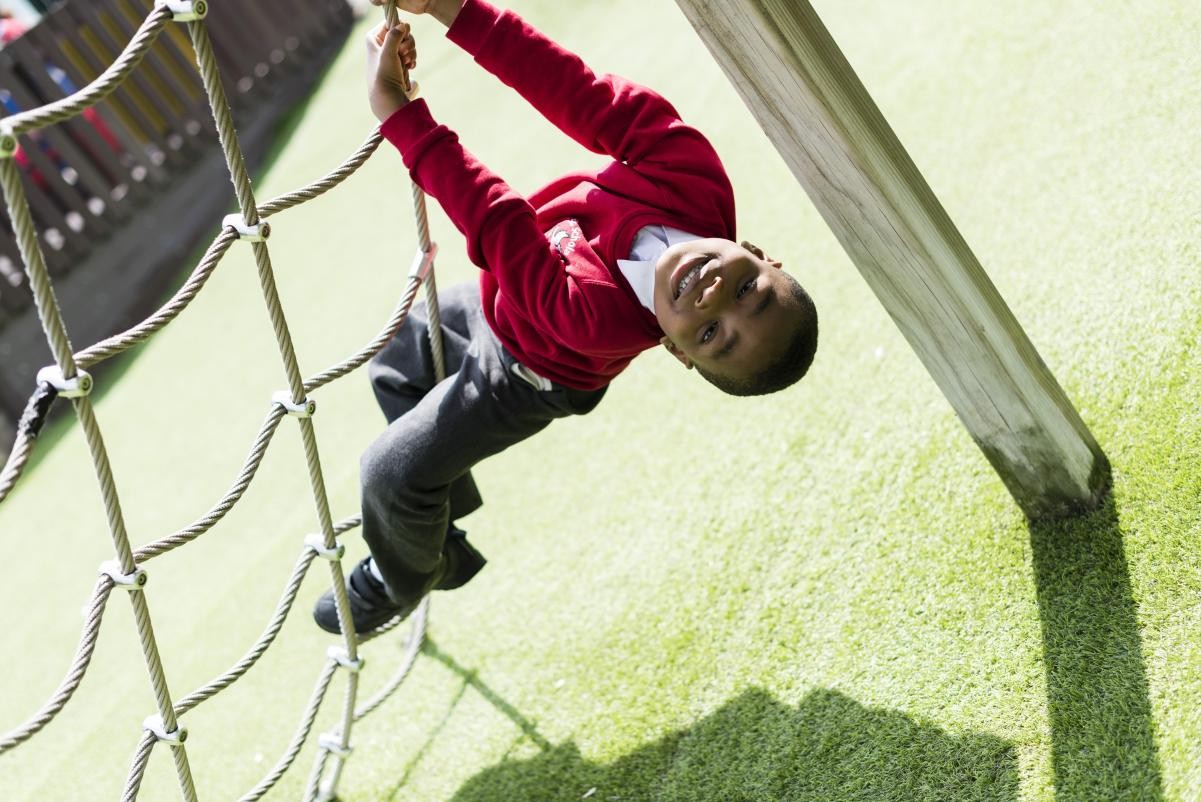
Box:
[37,365,92,398]
[317,732,352,759]
[155,0,207,22]
[327,646,364,673]
[143,714,188,745]
[272,391,316,418]
[304,533,344,562]
[407,242,439,281]
[99,559,147,590]
[222,213,269,242]
[0,122,16,159]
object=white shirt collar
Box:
[616,225,704,314]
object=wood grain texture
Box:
[675,0,1109,518]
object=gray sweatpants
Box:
[361,282,607,608]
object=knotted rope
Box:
[0,1,443,799]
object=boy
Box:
[314,0,818,634]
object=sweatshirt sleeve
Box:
[448,1,704,163]
[380,99,593,331]
[446,0,735,230]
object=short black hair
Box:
[696,273,817,397]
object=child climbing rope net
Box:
[0,0,817,799]
[316,0,817,638]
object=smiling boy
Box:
[314,0,818,634]
[654,237,812,394]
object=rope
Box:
[135,406,286,562]
[239,660,339,802]
[354,597,429,720]
[76,228,239,369]
[1,8,172,137]
[0,1,447,800]
[0,126,390,500]
[302,748,331,802]
[174,548,318,716]
[0,383,56,504]
[0,426,33,503]
[121,732,158,802]
[0,577,114,751]
[306,272,424,392]
[257,132,384,218]
[0,157,77,375]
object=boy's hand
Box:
[366,21,418,123]
[370,0,435,13]
[369,0,462,28]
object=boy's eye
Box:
[737,278,757,299]
[700,322,717,344]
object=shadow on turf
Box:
[402,491,1164,802]
[1029,493,1164,801]
[401,641,1017,802]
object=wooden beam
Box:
[675,0,1109,518]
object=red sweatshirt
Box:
[380,0,736,390]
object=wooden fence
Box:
[0,0,353,449]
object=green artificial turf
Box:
[1,0,1199,800]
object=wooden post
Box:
[675,0,1109,518]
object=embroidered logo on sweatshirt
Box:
[548,219,582,258]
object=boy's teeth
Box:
[676,265,701,298]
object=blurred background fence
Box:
[0,0,353,450]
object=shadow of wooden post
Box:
[1029,492,1164,801]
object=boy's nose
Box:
[696,275,724,308]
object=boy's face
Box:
[653,238,798,381]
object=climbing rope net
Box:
[0,1,444,799]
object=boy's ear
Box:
[740,240,783,269]
[660,336,693,369]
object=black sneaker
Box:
[312,557,410,635]
[312,526,488,635]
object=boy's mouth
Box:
[672,256,711,301]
